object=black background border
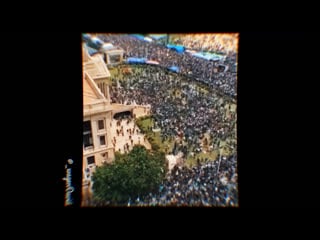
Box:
[2,31,318,208]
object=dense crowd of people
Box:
[109,64,236,167]
[170,34,239,55]
[91,34,238,207]
[132,154,238,207]
[98,34,237,98]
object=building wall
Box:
[83,111,115,173]
[106,50,124,65]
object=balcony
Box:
[84,102,113,116]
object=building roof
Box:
[83,72,105,105]
[83,54,111,79]
[82,43,92,63]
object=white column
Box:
[91,119,98,151]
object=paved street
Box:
[110,118,151,154]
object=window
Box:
[98,120,104,130]
[100,135,106,146]
[109,54,121,63]
[83,134,93,147]
[87,156,95,165]
[83,121,91,132]
[101,152,108,163]
[83,121,93,148]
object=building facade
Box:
[82,38,151,206]
[83,71,115,186]
[83,43,112,101]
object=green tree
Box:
[92,145,167,205]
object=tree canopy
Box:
[92,145,167,205]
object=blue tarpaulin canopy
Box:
[84,36,104,50]
[131,34,146,41]
[168,66,179,73]
[91,37,104,47]
[166,44,185,53]
[126,57,147,64]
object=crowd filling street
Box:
[95,34,238,206]
[99,34,237,98]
